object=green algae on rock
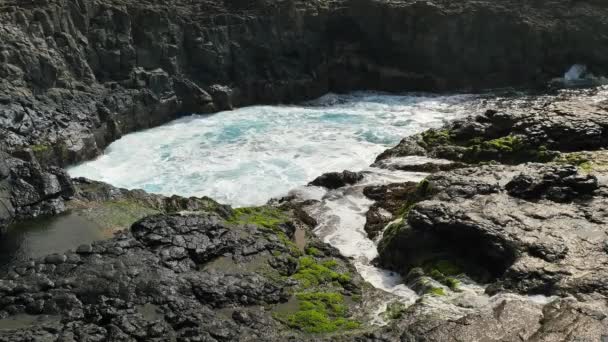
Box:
[283,292,360,334]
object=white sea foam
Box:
[69,91,483,319]
[69,92,477,206]
[564,64,587,81]
[299,167,426,304]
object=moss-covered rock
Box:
[266,217,364,335]
[376,108,583,166]
[462,135,556,164]
[554,152,598,173]
[425,260,462,291]
[420,129,453,148]
[227,206,289,229]
[292,256,351,287]
[30,144,50,153]
[427,287,446,296]
[305,247,322,256]
[226,205,303,255]
[376,177,437,257]
[384,301,408,320]
[283,292,360,333]
[67,178,231,237]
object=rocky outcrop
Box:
[71,177,232,218]
[1,0,608,230]
[0,152,74,231]
[362,182,418,239]
[392,296,608,342]
[377,88,608,164]
[367,89,608,341]
[309,170,364,189]
[62,177,233,235]
[379,163,608,296]
[1,0,608,339]
[2,0,608,164]
[376,90,608,298]
[0,207,369,341]
[0,159,230,235]
[367,160,608,340]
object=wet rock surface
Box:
[370,91,608,340]
[1,0,608,339]
[2,107,608,340]
[1,0,608,227]
[0,208,368,341]
[381,163,608,297]
[0,152,74,230]
[69,177,233,229]
[377,88,608,164]
[309,170,364,190]
[362,182,418,240]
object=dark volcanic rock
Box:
[1,0,608,230]
[71,177,232,219]
[505,165,598,202]
[2,0,608,339]
[362,182,418,239]
[1,1,608,163]
[378,163,608,297]
[0,152,74,229]
[309,170,364,189]
[0,209,365,341]
[377,89,608,165]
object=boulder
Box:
[309,170,364,189]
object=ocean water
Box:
[68,91,485,315]
[66,90,568,326]
[69,92,479,206]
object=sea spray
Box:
[69,92,479,206]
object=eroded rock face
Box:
[0,152,74,229]
[362,182,418,239]
[377,89,608,164]
[393,296,608,342]
[1,0,608,231]
[0,210,366,341]
[2,0,608,164]
[376,90,608,302]
[367,89,608,341]
[309,170,364,189]
[1,0,608,339]
[71,177,232,219]
[379,163,608,297]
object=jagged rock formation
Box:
[309,170,364,189]
[379,163,608,295]
[1,0,608,340]
[376,88,608,164]
[2,0,608,160]
[0,151,74,231]
[369,89,608,341]
[0,207,371,341]
[2,0,608,229]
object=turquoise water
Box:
[69,92,479,206]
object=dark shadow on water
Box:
[0,314,61,330]
[0,212,105,274]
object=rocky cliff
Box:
[2,87,608,341]
[2,0,608,228]
[1,0,608,340]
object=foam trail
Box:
[68,91,486,324]
[298,168,426,304]
[69,92,479,207]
